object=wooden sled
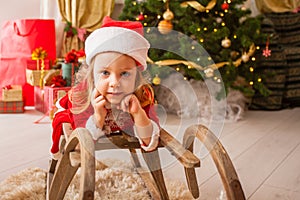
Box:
[46,123,245,200]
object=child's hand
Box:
[119,94,150,126]
[91,89,107,128]
[119,94,142,114]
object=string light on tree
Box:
[119,0,270,97]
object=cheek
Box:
[94,78,108,94]
[122,78,136,92]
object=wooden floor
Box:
[0,107,299,199]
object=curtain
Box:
[57,0,114,56]
[255,0,300,13]
[40,0,65,58]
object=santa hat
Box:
[85,16,150,70]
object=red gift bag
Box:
[0,19,56,106]
[0,19,56,60]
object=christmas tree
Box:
[119,0,270,97]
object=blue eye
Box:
[100,70,110,76]
[121,71,130,77]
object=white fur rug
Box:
[0,159,193,200]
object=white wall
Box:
[0,0,41,25]
[0,0,48,52]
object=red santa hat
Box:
[85,16,150,70]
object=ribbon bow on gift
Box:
[2,85,12,90]
[50,75,67,88]
[31,47,48,88]
[32,47,48,60]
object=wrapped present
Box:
[46,86,71,113]
[43,69,62,86]
[35,86,71,115]
[26,47,51,87]
[27,59,50,70]
[0,19,56,106]
[26,69,49,87]
[2,85,23,102]
[0,101,24,113]
[34,86,49,114]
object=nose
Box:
[109,74,120,88]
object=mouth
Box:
[106,92,123,96]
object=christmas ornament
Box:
[137,13,145,21]
[263,47,271,57]
[163,9,174,20]
[216,17,222,23]
[221,37,231,48]
[204,68,214,78]
[152,74,161,85]
[158,0,174,34]
[241,52,250,63]
[262,36,271,57]
[221,2,229,10]
[158,20,173,34]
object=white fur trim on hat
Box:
[85,27,150,70]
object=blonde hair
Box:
[70,60,154,114]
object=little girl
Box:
[70,16,160,152]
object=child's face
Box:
[93,52,137,105]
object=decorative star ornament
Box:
[263,47,271,57]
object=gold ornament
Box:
[221,37,231,48]
[163,9,174,20]
[204,68,214,78]
[241,52,250,62]
[152,74,161,85]
[158,20,173,34]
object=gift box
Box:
[0,57,34,106]
[34,86,71,115]
[0,101,24,113]
[27,59,51,70]
[2,85,23,102]
[0,19,56,106]
[26,69,49,87]
[34,86,49,114]
[47,86,71,112]
[48,87,71,119]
